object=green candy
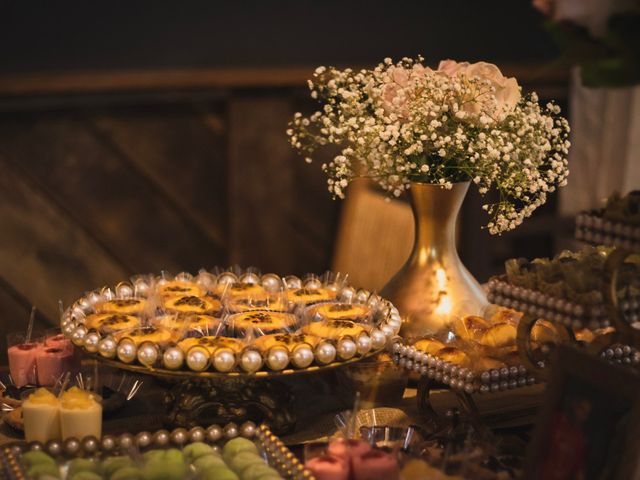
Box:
[22,451,56,468]
[222,438,258,458]
[68,472,103,480]
[201,466,240,480]
[241,464,281,480]
[101,457,135,479]
[68,458,100,478]
[142,450,165,463]
[142,449,187,480]
[255,475,283,480]
[111,467,143,480]
[26,463,59,479]
[227,452,264,473]
[193,454,227,472]
[183,442,215,462]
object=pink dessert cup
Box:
[327,438,372,460]
[352,449,399,480]
[8,343,41,388]
[305,455,349,480]
[36,346,80,386]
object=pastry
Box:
[229,311,298,336]
[227,295,288,313]
[479,323,517,348]
[301,319,367,339]
[488,307,522,325]
[163,295,222,315]
[435,347,469,365]
[178,336,245,355]
[115,326,175,346]
[470,356,507,373]
[453,315,490,341]
[157,280,204,298]
[85,313,141,335]
[287,287,336,305]
[155,313,222,335]
[215,282,265,298]
[95,298,147,315]
[413,338,446,355]
[531,320,559,344]
[252,333,320,352]
[307,302,372,323]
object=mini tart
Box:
[413,338,446,355]
[94,298,147,315]
[453,315,490,341]
[479,322,517,348]
[287,287,336,305]
[308,302,372,322]
[214,282,265,299]
[85,313,141,334]
[163,295,222,315]
[229,310,298,335]
[178,336,245,355]
[531,320,559,344]
[435,346,469,366]
[157,280,203,298]
[301,319,367,340]
[155,314,222,335]
[227,295,288,313]
[489,307,522,325]
[253,333,321,352]
[115,326,175,346]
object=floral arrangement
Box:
[287,57,570,234]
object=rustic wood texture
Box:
[0,159,129,320]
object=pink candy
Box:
[8,343,40,387]
[306,455,349,480]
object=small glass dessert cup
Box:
[59,387,102,440]
[22,388,60,443]
[7,332,42,388]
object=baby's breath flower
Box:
[287,57,570,234]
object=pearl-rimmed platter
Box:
[60,269,402,379]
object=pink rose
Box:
[380,64,429,119]
[437,60,521,121]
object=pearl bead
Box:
[283,276,302,289]
[186,347,209,372]
[117,339,137,364]
[137,342,159,367]
[224,423,238,439]
[304,277,322,289]
[115,283,133,298]
[261,274,283,293]
[163,347,184,370]
[118,434,134,450]
[370,329,387,350]
[291,344,314,368]
[380,324,394,338]
[170,428,188,446]
[45,440,62,456]
[337,338,357,360]
[83,332,101,353]
[212,348,236,372]
[64,438,80,455]
[101,436,116,452]
[206,425,222,442]
[240,422,256,438]
[135,431,152,448]
[189,427,205,443]
[356,335,372,355]
[28,441,43,452]
[266,347,290,371]
[98,337,117,359]
[153,430,170,447]
[71,326,87,346]
[240,350,263,373]
[315,342,337,365]
[339,287,355,302]
[81,436,99,454]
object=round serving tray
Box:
[60,269,401,378]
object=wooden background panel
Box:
[89,104,228,253]
[0,160,128,321]
[0,112,224,275]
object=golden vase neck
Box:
[408,181,469,266]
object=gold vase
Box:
[381,181,488,342]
